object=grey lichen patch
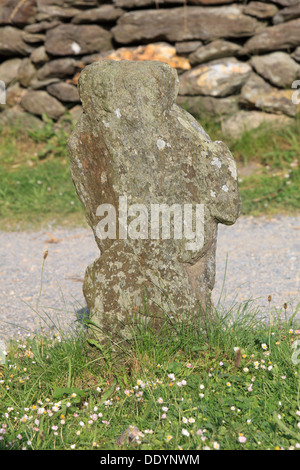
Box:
[68,60,241,346]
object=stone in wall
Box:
[241,18,300,54]
[113,0,184,8]
[5,84,27,107]
[293,47,300,62]
[273,3,300,24]
[44,24,112,56]
[175,41,202,57]
[92,43,191,71]
[30,46,50,65]
[22,31,45,45]
[47,81,80,102]
[243,2,279,19]
[271,0,300,7]
[112,6,264,44]
[71,5,124,23]
[189,40,242,66]
[17,58,37,87]
[21,89,66,120]
[24,20,60,33]
[240,73,300,117]
[221,110,293,140]
[36,2,81,22]
[250,52,300,88]
[176,95,239,118]
[0,58,22,86]
[0,0,36,26]
[37,58,78,80]
[0,26,34,56]
[179,58,251,97]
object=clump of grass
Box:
[1,294,300,451]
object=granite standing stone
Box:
[68,60,241,344]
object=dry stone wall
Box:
[0,0,300,137]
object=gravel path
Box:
[0,215,299,345]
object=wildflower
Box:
[261,344,268,350]
[213,442,220,450]
[71,393,77,398]
[226,382,231,387]
[79,421,85,427]
[200,384,205,390]
[166,435,173,442]
[238,434,247,443]
[199,393,204,399]
[186,363,192,368]
[158,397,163,404]
[168,374,175,380]
[182,429,190,437]
[161,413,167,420]
[76,430,81,436]
[219,361,223,366]
[70,444,76,449]
[230,406,235,411]
[243,367,249,373]
[188,418,195,424]
[182,417,188,424]
[162,406,168,412]
[51,425,58,431]
[96,387,101,392]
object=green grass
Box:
[0,114,85,230]
[0,112,299,230]
[1,296,300,450]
